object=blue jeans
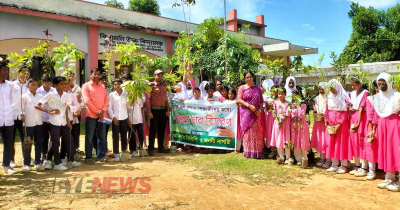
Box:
[24,125,43,165]
[85,117,106,160]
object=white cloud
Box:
[301,23,315,30]
[307,38,326,44]
[346,0,400,9]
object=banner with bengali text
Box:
[170,100,237,150]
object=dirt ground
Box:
[1,140,400,210]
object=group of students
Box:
[0,64,148,174]
[1,60,400,193]
[263,73,400,192]
[0,63,84,174]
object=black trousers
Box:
[71,118,80,149]
[148,109,167,151]
[112,119,128,154]
[1,125,15,167]
[13,119,24,161]
[128,123,144,151]
[23,125,43,165]
[42,122,51,156]
[47,124,73,165]
[60,121,76,161]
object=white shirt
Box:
[128,96,144,124]
[170,83,188,101]
[207,96,220,102]
[0,80,15,126]
[11,80,29,120]
[39,91,73,126]
[108,91,129,121]
[37,85,56,122]
[65,92,80,124]
[22,91,43,127]
[70,84,83,107]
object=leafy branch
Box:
[52,35,84,77]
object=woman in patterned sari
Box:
[237,71,264,159]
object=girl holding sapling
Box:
[270,88,292,164]
[290,90,310,167]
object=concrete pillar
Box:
[227,9,238,32]
[88,25,98,75]
[256,15,265,37]
[166,36,172,73]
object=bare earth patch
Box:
[1,141,400,210]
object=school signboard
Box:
[170,100,238,150]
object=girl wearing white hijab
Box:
[284,76,297,102]
[348,77,369,177]
[311,82,330,168]
[373,73,400,192]
[199,81,209,101]
[325,79,352,174]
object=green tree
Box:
[174,17,262,85]
[340,2,400,64]
[105,0,124,8]
[128,0,161,15]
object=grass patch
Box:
[177,153,315,186]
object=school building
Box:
[0,0,318,85]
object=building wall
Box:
[0,0,289,49]
[294,61,400,86]
[0,12,89,53]
[0,0,197,34]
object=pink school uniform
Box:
[291,103,310,152]
[374,73,400,173]
[325,80,353,161]
[349,90,369,159]
[264,100,275,147]
[270,101,291,149]
[363,97,379,163]
[311,90,327,154]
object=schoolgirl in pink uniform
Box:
[349,77,369,176]
[311,82,329,168]
[325,79,352,174]
[363,80,379,180]
[290,90,310,166]
[373,73,400,192]
[265,85,279,158]
[270,88,292,165]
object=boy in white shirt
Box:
[108,79,129,161]
[192,88,203,101]
[67,72,83,155]
[20,78,44,172]
[205,83,220,102]
[0,61,16,174]
[59,77,81,168]
[10,65,30,167]
[35,76,77,171]
[37,74,56,161]
[128,95,145,157]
